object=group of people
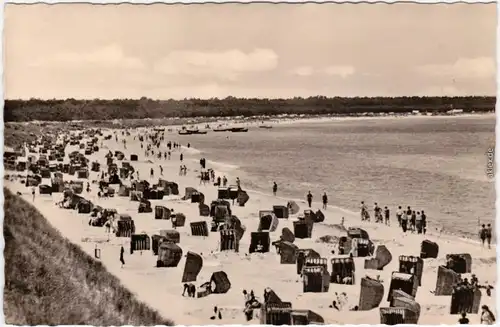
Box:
[178,165,188,176]
[304,191,329,210]
[458,305,496,325]
[359,202,428,234]
[479,224,493,249]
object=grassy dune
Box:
[3,188,174,325]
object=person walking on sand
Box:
[159,165,163,176]
[322,192,328,210]
[306,191,313,208]
[120,246,125,268]
[480,224,487,247]
[180,153,184,162]
[273,182,278,196]
[32,187,36,201]
[384,206,390,226]
[236,177,241,188]
[222,176,228,187]
[486,224,493,249]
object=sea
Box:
[170,115,496,240]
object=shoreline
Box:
[179,143,494,246]
[5,111,495,130]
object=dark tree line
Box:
[4,96,496,122]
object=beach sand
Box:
[5,127,496,325]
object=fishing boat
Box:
[178,129,208,135]
[188,129,208,135]
[230,127,248,133]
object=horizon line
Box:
[5,95,497,101]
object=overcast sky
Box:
[4,3,496,100]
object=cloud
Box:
[153,49,278,80]
[415,57,495,79]
[324,65,355,78]
[30,44,145,70]
[291,66,314,77]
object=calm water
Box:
[171,115,496,239]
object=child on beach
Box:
[458,312,469,324]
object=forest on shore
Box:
[4,96,495,122]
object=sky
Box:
[4,3,497,100]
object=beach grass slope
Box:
[3,187,174,326]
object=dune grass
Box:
[3,187,174,325]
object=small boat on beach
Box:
[259,125,273,129]
[178,129,208,135]
[230,127,248,133]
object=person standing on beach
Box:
[222,176,228,187]
[486,224,493,249]
[479,224,487,247]
[159,165,163,176]
[322,192,328,210]
[384,206,390,226]
[180,153,183,162]
[236,177,241,188]
[374,203,382,223]
[273,182,278,196]
[306,191,313,208]
[480,305,496,325]
[410,211,417,233]
[421,210,427,234]
[120,245,125,268]
[32,187,36,201]
[401,210,408,233]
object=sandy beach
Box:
[5,127,496,325]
